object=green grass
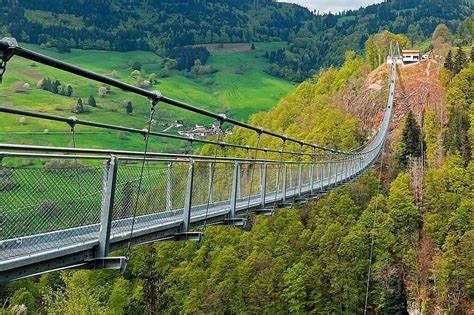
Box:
[0,42,293,152]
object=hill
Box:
[3,44,472,314]
[1,0,472,81]
[0,42,293,153]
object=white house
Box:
[401,50,420,64]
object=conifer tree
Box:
[453,46,467,74]
[445,50,453,71]
[88,95,97,107]
[399,111,423,169]
[66,85,73,97]
[73,98,84,113]
[125,100,133,114]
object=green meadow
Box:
[0,42,293,153]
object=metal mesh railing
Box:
[0,154,381,265]
[0,160,103,259]
[111,161,188,237]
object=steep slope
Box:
[338,59,445,138]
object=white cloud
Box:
[280,0,383,13]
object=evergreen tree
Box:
[470,47,474,62]
[132,61,142,71]
[125,100,133,114]
[250,42,255,50]
[382,277,409,314]
[399,111,423,169]
[66,85,73,97]
[73,98,84,113]
[57,39,71,53]
[453,46,467,74]
[445,50,453,71]
[87,95,97,107]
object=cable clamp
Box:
[67,116,78,131]
[150,90,162,107]
[0,38,18,83]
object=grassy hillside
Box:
[0,42,293,153]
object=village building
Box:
[401,50,420,64]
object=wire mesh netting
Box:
[0,160,103,259]
[239,163,261,201]
[111,161,188,237]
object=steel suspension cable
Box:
[0,39,356,156]
[363,144,386,314]
[126,97,159,258]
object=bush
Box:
[203,78,214,86]
[36,201,60,216]
[98,86,108,97]
[88,95,97,107]
[44,159,83,171]
[132,61,142,71]
[131,70,141,78]
[0,168,20,192]
[159,67,170,78]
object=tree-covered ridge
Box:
[201,52,367,158]
[1,0,472,81]
[0,0,306,52]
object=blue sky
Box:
[280,0,383,13]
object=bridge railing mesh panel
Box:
[266,163,285,202]
[239,163,261,201]
[0,161,103,260]
[302,165,311,189]
[191,162,210,208]
[211,163,233,204]
[111,161,188,238]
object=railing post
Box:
[282,163,287,203]
[97,155,118,258]
[329,161,333,187]
[230,162,239,218]
[166,162,173,211]
[320,162,324,192]
[310,163,314,194]
[297,163,303,196]
[208,163,213,204]
[260,163,267,208]
[182,160,194,233]
[237,165,242,199]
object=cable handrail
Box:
[0,106,333,159]
[0,143,356,164]
[0,38,356,156]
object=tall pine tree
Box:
[445,50,453,71]
[453,46,467,74]
[399,111,423,169]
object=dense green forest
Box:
[1,29,473,311]
[0,0,473,312]
[1,0,472,80]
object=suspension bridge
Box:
[0,38,400,281]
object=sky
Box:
[280,0,383,13]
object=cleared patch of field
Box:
[0,43,294,150]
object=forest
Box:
[0,0,472,80]
[1,21,473,311]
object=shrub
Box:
[36,201,60,216]
[132,61,142,71]
[98,86,108,97]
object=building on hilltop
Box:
[401,50,420,64]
